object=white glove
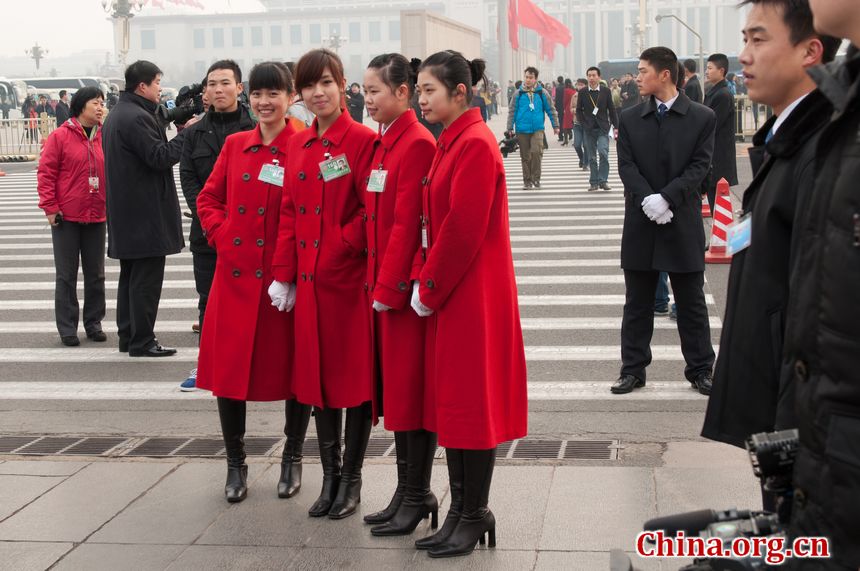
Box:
[268,280,296,312]
[410,281,434,317]
[654,209,674,225]
[641,194,671,221]
[372,300,392,312]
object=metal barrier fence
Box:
[0,116,56,157]
[735,95,773,141]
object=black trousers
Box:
[621,270,714,382]
[117,256,166,353]
[50,221,106,337]
[192,251,216,337]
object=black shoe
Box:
[328,403,372,520]
[522,182,532,190]
[599,182,612,190]
[61,336,80,347]
[428,510,496,557]
[691,372,713,396]
[588,185,598,191]
[364,431,408,524]
[225,462,248,503]
[416,448,464,550]
[86,331,107,342]
[610,375,645,394]
[218,397,248,503]
[654,307,669,316]
[118,340,129,353]
[533,181,541,189]
[129,344,177,357]
[278,399,311,499]
[308,407,343,517]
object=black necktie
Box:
[657,103,668,122]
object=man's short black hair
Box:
[59,89,67,98]
[524,66,539,78]
[683,59,697,74]
[738,0,841,63]
[125,60,162,91]
[707,53,730,77]
[206,59,242,83]
[70,86,104,118]
[586,66,601,77]
[640,47,680,85]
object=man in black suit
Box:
[576,66,618,191]
[703,53,739,211]
[620,73,640,109]
[55,90,70,126]
[682,59,703,103]
[612,47,716,396]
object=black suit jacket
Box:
[703,79,738,186]
[55,101,70,126]
[684,75,703,104]
[576,85,618,132]
[617,92,716,273]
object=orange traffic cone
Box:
[705,178,733,264]
[0,164,5,177]
[701,194,711,218]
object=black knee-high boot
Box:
[328,401,372,519]
[371,429,438,536]
[278,399,311,498]
[217,397,248,503]
[364,430,408,524]
[427,448,496,558]
[308,407,342,517]
[415,447,463,549]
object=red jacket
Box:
[417,108,528,449]
[364,110,436,431]
[37,118,106,222]
[563,88,576,130]
[271,111,377,410]
[196,124,297,402]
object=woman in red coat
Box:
[411,51,528,558]
[561,79,576,146]
[270,49,377,520]
[196,62,310,504]
[358,54,439,537]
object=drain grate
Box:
[16,437,82,455]
[126,438,188,457]
[496,441,513,458]
[512,440,563,459]
[64,437,127,456]
[174,438,224,457]
[302,437,320,458]
[245,437,282,456]
[0,436,36,453]
[365,437,394,457]
[563,440,616,460]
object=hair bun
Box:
[410,58,422,74]
[468,58,487,86]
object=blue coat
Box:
[506,86,558,134]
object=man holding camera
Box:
[177,60,255,390]
[103,60,196,357]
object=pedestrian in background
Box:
[577,66,618,191]
[682,59,704,103]
[506,66,559,190]
[572,78,587,169]
[55,90,70,126]
[347,82,365,124]
[555,75,566,142]
[704,53,739,211]
[561,78,575,146]
[37,86,107,347]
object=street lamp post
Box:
[102,0,144,69]
[326,32,348,54]
[655,13,704,92]
[25,43,48,72]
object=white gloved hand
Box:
[268,280,296,312]
[372,300,392,312]
[641,193,671,221]
[654,209,674,225]
[410,281,434,317]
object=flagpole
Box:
[500,0,510,102]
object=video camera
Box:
[157,82,204,125]
[611,429,800,571]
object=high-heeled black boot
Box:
[372,429,438,536]
[278,399,311,498]
[415,448,463,550]
[427,447,496,558]
[308,407,342,517]
[328,402,372,519]
[217,397,248,503]
[364,430,408,524]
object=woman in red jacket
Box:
[269,49,377,520]
[37,86,107,347]
[359,54,439,537]
[411,51,528,558]
[196,62,310,504]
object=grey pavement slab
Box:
[0,462,174,542]
[0,459,89,476]
[654,466,763,516]
[0,541,72,571]
[662,440,750,468]
[165,545,299,570]
[535,550,663,571]
[53,543,186,571]
[283,547,415,570]
[539,467,656,552]
[0,474,65,520]
[480,466,553,551]
[407,549,537,570]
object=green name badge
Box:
[367,170,388,193]
[258,163,284,186]
[319,154,351,182]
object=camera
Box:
[157,82,204,125]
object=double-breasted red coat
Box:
[196,123,297,402]
[272,111,377,410]
[416,108,528,449]
[364,110,436,431]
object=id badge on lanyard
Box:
[258,159,284,186]
[319,153,351,182]
[725,213,752,255]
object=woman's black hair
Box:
[69,86,104,118]
[248,61,293,94]
[367,53,422,97]
[418,51,487,100]
[564,78,573,89]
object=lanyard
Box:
[588,91,599,109]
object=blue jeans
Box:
[583,127,609,185]
[654,272,670,311]
[573,123,585,167]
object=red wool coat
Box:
[272,111,377,410]
[417,108,528,449]
[364,110,436,431]
[195,124,297,402]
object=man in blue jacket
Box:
[506,66,559,189]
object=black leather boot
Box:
[217,397,248,503]
[415,447,463,549]
[328,402,372,519]
[364,430,408,524]
[427,448,496,558]
[278,399,311,498]
[372,429,438,536]
[308,407,342,517]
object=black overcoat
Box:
[702,90,832,448]
[703,79,738,186]
[617,92,715,273]
[102,91,185,259]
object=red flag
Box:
[540,37,557,62]
[508,0,519,50]
[518,0,571,47]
